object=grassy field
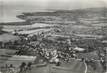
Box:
[2,23,55,33]
[0,34,20,42]
[0,49,18,66]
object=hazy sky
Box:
[0,0,107,11]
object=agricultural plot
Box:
[0,49,18,66]
[4,55,36,67]
[0,34,20,42]
[2,23,55,33]
[18,28,52,35]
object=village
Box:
[0,7,107,73]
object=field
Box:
[2,23,55,33]
[0,49,18,66]
[0,34,20,42]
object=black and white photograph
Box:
[0,0,107,73]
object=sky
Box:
[0,0,107,10]
[0,0,107,22]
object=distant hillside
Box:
[17,7,107,20]
[17,7,107,38]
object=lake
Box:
[0,9,53,23]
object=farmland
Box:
[0,7,107,73]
